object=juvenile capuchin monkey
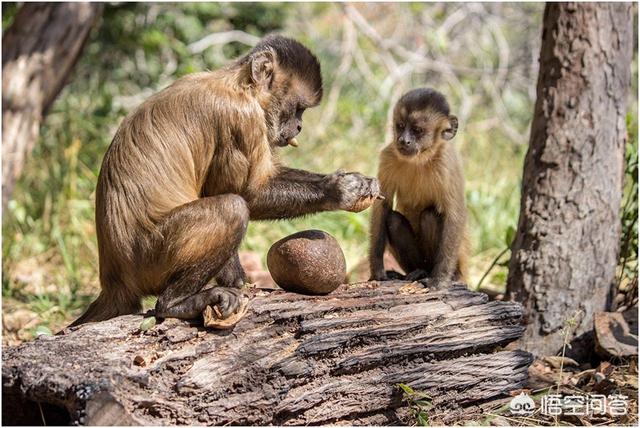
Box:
[369,88,469,288]
[70,35,380,326]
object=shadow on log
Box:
[2,282,533,425]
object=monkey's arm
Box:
[368,187,394,281]
[245,167,379,220]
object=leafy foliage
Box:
[618,113,639,294]
[398,383,433,426]
[2,3,16,29]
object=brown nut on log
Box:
[267,230,346,295]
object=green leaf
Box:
[505,226,516,247]
[35,325,53,337]
[139,316,156,331]
[417,411,430,426]
[397,383,415,396]
[416,398,433,407]
[141,29,168,52]
[497,259,510,268]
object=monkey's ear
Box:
[442,115,458,140]
[250,50,275,87]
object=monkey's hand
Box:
[326,170,381,213]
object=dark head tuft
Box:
[245,34,323,101]
[398,88,450,115]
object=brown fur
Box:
[72,36,379,327]
[369,90,470,285]
[71,39,325,326]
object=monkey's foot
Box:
[203,296,250,329]
[384,270,406,280]
[419,277,452,290]
[404,269,428,281]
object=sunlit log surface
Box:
[3,282,532,425]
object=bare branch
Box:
[188,30,260,54]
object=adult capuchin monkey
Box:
[70,35,380,326]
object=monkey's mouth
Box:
[396,145,419,156]
[277,137,299,148]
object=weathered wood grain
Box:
[506,2,633,356]
[2,282,532,425]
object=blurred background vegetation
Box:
[2,2,637,343]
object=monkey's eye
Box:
[396,122,404,131]
[412,127,423,136]
[295,108,305,120]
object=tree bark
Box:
[2,2,103,211]
[3,282,533,425]
[507,2,633,356]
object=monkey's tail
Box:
[67,291,141,328]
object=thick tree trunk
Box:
[2,2,103,211]
[507,3,633,356]
[3,282,533,425]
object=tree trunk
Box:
[507,2,633,356]
[3,282,533,425]
[2,2,103,211]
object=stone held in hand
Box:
[267,230,347,295]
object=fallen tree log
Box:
[2,282,533,425]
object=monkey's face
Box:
[246,44,322,148]
[393,108,458,158]
[272,77,320,147]
[275,98,306,147]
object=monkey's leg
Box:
[419,207,444,274]
[428,204,467,288]
[386,270,409,280]
[386,210,425,276]
[369,196,393,281]
[154,195,249,320]
[215,253,245,288]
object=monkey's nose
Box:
[297,125,302,132]
[399,138,410,146]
